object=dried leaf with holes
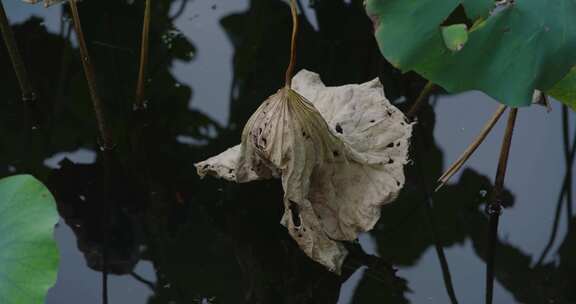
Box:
[196,70,412,273]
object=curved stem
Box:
[130,271,155,290]
[169,0,188,21]
[406,81,434,119]
[413,124,460,304]
[537,107,576,265]
[0,1,36,101]
[485,108,518,304]
[537,179,568,265]
[68,0,113,149]
[284,0,298,88]
[562,106,573,228]
[436,104,507,191]
[135,0,151,110]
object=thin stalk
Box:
[436,104,507,191]
[68,0,113,149]
[485,206,500,304]
[130,271,155,290]
[135,0,151,110]
[425,194,460,304]
[413,124,459,304]
[485,108,518,304]
[536,109,576,265]
[493,109,517,190]
[562,106,573,227]
[406,81,435,119]
[100,146,114,304]
[0,1,36,101]
[169,0,188,20]
[537,175,571,265]
[102,260,108,304]
[284,0,298,88]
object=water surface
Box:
[1,1,575,303]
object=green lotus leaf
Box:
[0,175,59,304]
[548,66,576,111]
[366,0,576,107]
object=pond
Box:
[1,1,575,303]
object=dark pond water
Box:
[1,1,575,303]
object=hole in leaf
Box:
[440,5,471,51]
[289,201,302,227]
[335,123,343,134]
[441,4,473,28]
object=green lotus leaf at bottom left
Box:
[0,174,59,304]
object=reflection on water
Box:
[0,1,575,303]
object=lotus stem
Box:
[492,108,517,190]
[0,1,36,101]
[102,263,108,304]
[537,106,576,264]
[130,271,155,290]
[135,0,151,110]
[485,107,518,304]
[284,0,298,88]
[433,231,459,304]
[537,167,575,265]
[413,123,460,304]
[436,104,507,191]
[406,81,434,119]
[68,0,113,149]
[561,106,573,227]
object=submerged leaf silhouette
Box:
[196,70,412,273]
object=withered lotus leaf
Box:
[196,70,412,273]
